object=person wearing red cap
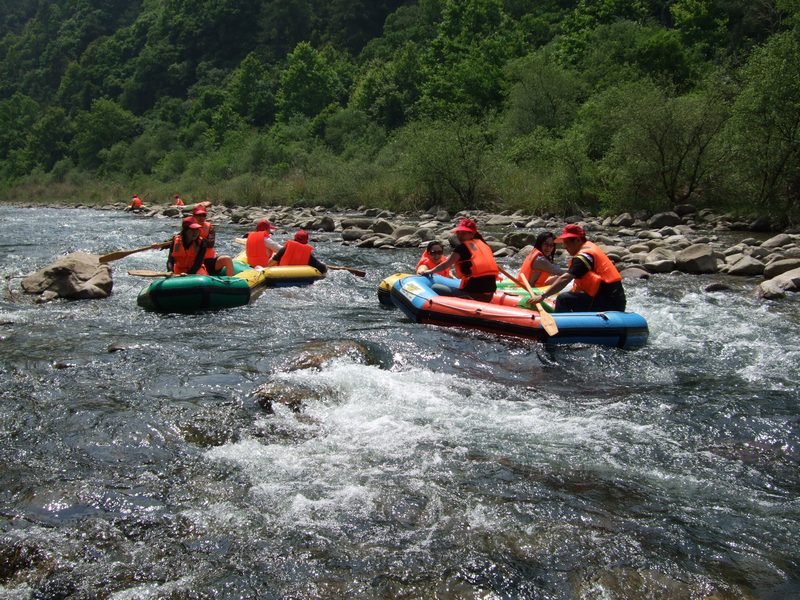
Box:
[167,217,208,275]
[423,218,499,302]
[527,224,626,312]
[192,204,235,276]
[173,195,184,207]
[245,219,282,267]
[268,230,327,273]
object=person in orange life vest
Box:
[167,217,208,275]
[518,231,566,287]
[245,219,282,267]
[423,218,500,302]
[191,204,235,276]
[268,230,327,273]
[416,241,453,277]
[527,224,626,312]
[173,194,184,206]
[127,195,143,210]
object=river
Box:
[0,207,798,598]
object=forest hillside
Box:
[1,0,799,223]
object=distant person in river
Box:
[527,224,626,312]
[517,231,566,287]
[245,219,282,267]
[416,241,453,277]
[269,230,327,273]
[125,195,143,211]
[167,217,208,275]
[191,203,235,276]
[173,195,184,206]
[423,218,500,302]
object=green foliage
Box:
[276,42,350,120]
[71,98,141,169]
[596,82,730,212]
[396,116,500,210]
[503,49,587,136]
[723,31,800,221]
[0,0,798,221]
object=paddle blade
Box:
[128,269,174,278]
[99,241,170,263]
[536,304,559,336]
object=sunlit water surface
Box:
[0,207,798,598]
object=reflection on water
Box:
[0,207,799,598]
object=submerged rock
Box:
[21,252,112,303]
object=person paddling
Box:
[245,219,282,268]
[416,241,453,277]
[527,224,626,312]
[167,217,208,275]
[423,218,500,302]
[191,204,235,276]
[268,230,327,273]
[517,231,566,287]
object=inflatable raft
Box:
[385,273,649,350]
[137,255,324,313]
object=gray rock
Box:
[643,247,676,273]
[414,227,436,242]
[503,231,538,248]
[371,219,396,235]
[761,233,794,249]
[341,228,371,242]
[341,217,376,230]
[21,252,113,302]
[758,267,800,299]
[620,266,650,279]
[611,213,635,227]
[675,244,718,274]
[763,258,800,279]
[312,215,336,232]
[647,212,683,228]
[392,225,418,239]
[727,255,765,276]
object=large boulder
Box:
[764,258,800,279]
[760,233,794,249]
[758,267,800,299]
[647,212,682,228]
[727,255,765,276]
[675,244,718,274]
[21,252,113,303]
[643,247,676,273]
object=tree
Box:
[227,53,276,126]
[71,98,141,170]
[398,116,498,209]
[597,83,730,211]
[276,42,348,121]
[725,31,800,220]
[503,49,586,136]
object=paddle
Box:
[127,269,174,278]
[233,237,365,276]
[99,241,171,263]
[498,266,559,336]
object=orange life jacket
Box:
[454,239,499,287]
[198,221,216,259]
[519,248,551,287]
[278,240,313,266]
[416,251,453,277]
[246,231,274,267]
[570,241,622,297]
[130,197,142,208]
[174,198,184,206]
[171,234,208,275]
